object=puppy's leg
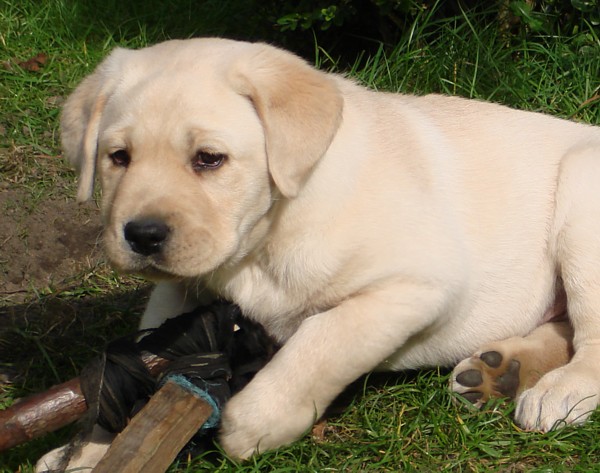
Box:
[219,282,452,459]
[451,321,573,405]
[139,280,209,329]
[517,144,600,431]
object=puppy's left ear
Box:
[231,44,343,198]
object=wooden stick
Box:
[0,353,170,451]
[0,378,87,451]
[93,379,213,473]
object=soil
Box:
[0,188,103,303]
[0,143,105,304]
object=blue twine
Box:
[162,373,222,430]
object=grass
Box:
[344,6,600,123]
[1,0,600,471]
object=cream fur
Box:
[38,38,600,469]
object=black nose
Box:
[124,219,170,256]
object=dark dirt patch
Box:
[0,145,103,305]
[0,188,103,304]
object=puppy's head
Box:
[62,38,343,279]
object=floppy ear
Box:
[231,45,344,198]
[61,49,128,201]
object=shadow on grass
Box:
[55,0,319,58]
[0,286,150,469]
[49,0,385,63]
[0,286,150,388]
[60,0,266,40]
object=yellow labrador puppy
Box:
[38,38,600,469]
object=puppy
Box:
[38,38,600,469]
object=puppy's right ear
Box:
[61,49,127,202]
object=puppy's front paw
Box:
[219,376,318,459]
[515,365,599,431]
[36,425,113,472]
[36,446,69,473]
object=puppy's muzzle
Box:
[124,218,170,256]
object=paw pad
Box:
[480,350,502,368]
[455,369,483,387]
[495,359,520,398]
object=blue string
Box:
[162,374,222,430]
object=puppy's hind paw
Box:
[451,350,521,406]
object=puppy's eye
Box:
[192,150,226,171]
[109,149,131,167]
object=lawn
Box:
[1,0,600,471]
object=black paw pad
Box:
[456,369,483,387]
[460,391,483,403]
[480,351,503,368]
[495,359,520,399]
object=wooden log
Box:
[0,378,86,451]
[93,379,213,473]
[0,353,170,451]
